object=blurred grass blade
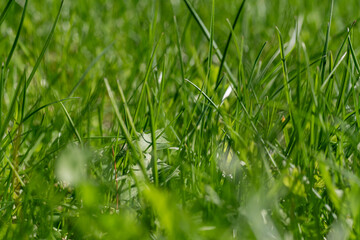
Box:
[247,41,267,88]
[26,0,64,87]
[22,98,79,123]
[60,102,82,145]
[133,35,162,124]
[276,27,292,110]
[0,64,4,129]
[0,0,14,27]
[0,70,26,139]
[5,0,27,67]
[173,16,185,82]
[68,42,114,97]
[206,0,215,82]
[4,155,25,187]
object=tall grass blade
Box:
[26,0,64,88]
[214,0,246,90]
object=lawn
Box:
[1,0,360,239]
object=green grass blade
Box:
[185,79,218,110]
[319,0,334,82]
[0,64,4,129]
[0,0,14,27]
[59,102,82,145]
[348,36,360,74]
[173,16,185,82]
[0,70,26,139]
[22,98,79,123]
[68,42,114,97]
[247,41,267,88]
[116,79,138,138]
[214,0,246,91]
[146,84,158,186]
[5,0,27,67]
[320,52,347,91]
[182,0,236,86]
[26,0,64,88]
[104,78,149,182]
[206,0,215,83]
[133,35,162,125]
[276,27,292,111]
[3,155,25,187]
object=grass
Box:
[1,0,360,239]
